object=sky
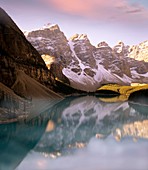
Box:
[0,0,148,46]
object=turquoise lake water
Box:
[0,96,148,170]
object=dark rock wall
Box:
[0,8,54,89]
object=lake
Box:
[0,95,148,170]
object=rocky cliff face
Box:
[26,24,148,92]
[26,24,72,64]
[25,23,71,84]
[0,8,54,89]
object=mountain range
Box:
[0,8,148,98]
[25,23,148,92]
[0,7,148,95]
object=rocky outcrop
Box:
[25,24,148,92]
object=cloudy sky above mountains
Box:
[1,0,148,46]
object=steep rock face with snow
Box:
[63,37,129,91]
[26,24,72,83]
[68,34,96,76]
[113,41,148,82]
[26,24,72,64]
[95,41,132,78]
[0,8,53,88]
[26,24,148,92]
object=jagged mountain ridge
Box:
[26,24,148,92]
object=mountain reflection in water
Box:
[0,96,148,170]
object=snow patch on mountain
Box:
[68,40,86,70]
[131,70,148,79]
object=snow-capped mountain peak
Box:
[41,23,59,30]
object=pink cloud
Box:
[42,0,148,24]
